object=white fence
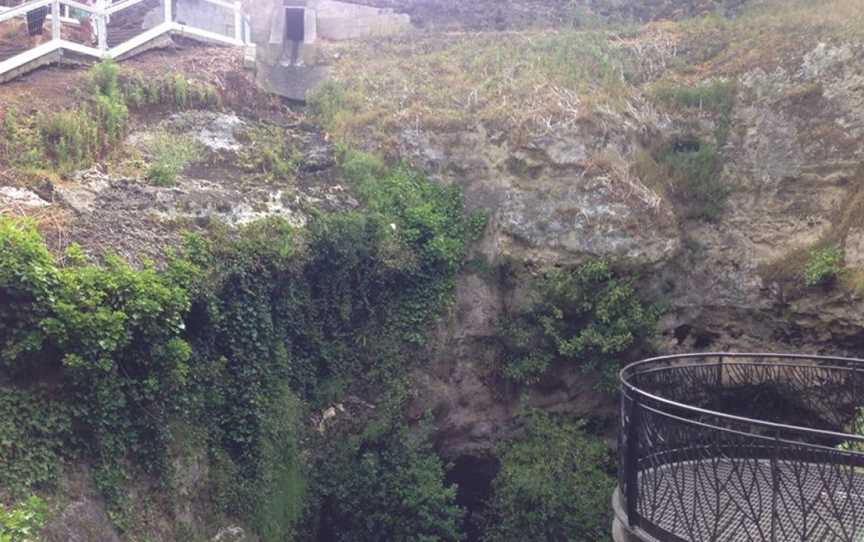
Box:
[0,0,248,79]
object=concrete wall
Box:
[175,0,236,37]
[316,0,409,40]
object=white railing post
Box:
[97,0,108,54]
[51,0,61,42]
[233,1,241,43]
[164,0,172,24]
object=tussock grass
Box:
[312,30,636,140]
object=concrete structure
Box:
[249,0,411,100]
[0,0,246,82]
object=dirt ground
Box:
[0,39,313,264]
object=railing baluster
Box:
[626,392,641,528]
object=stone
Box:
[212,526,255,542]
[42,497,122,542]
[0,186,49,208]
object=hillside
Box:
[1,0,864,540]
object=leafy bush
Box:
[142,131,201,186]
[482,412,614,542]
[500,260,659,387]
[0,495,48,542]
[804,245,843,287]
[311,418,464,542]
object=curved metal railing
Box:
[618,353,864,542]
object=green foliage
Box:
[2,61,218,177]
[0,496,48,542]
[0,149,482,539]
[0,217,196,470]
[118,70,220,110]
[35,110,101,173]
[482,412,614,542]
[0,389,74,496]
[0,219,57,370]
[340,148,487,273]
[35,60,128,173]
[142,131,202,186]
[649,140,729,221]
[0,109,44,170]
[500,260,659,387]
[653,80,737,115]
[237,125,300,182]
[307,80,352,134]
[311,417,464,542]
[804,245,843,287]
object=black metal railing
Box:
[618,353,864,542]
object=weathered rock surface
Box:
[401,40,864,457]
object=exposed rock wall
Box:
[399,40,864,458]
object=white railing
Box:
[0,0,247,80]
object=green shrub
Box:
[0,219,57,370]
[804,245,843,287]
[311,418,464,542]
[500,260,659,387]
[118,69,220,110]
[0,495,48,542]
[142,131,201,186]
[482,412,614,542]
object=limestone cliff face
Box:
[398,39,864,458]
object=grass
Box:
[237,125,301,183]
[634,139,729,221]
[310,29,635,140]
[141,131,202,186]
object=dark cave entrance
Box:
[285,7,306,42]
[445,455,499,541]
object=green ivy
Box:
[0,148,484,539]
[0,389,75,497]
[0,495,48,542]
[311,416,464,542]
[500,260,659,387]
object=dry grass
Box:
[316,0,862,145]
[318,29,637,140]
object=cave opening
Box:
[445,455,499,541]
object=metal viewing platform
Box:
[614,353,864,542]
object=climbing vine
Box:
[0,149,485,540]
